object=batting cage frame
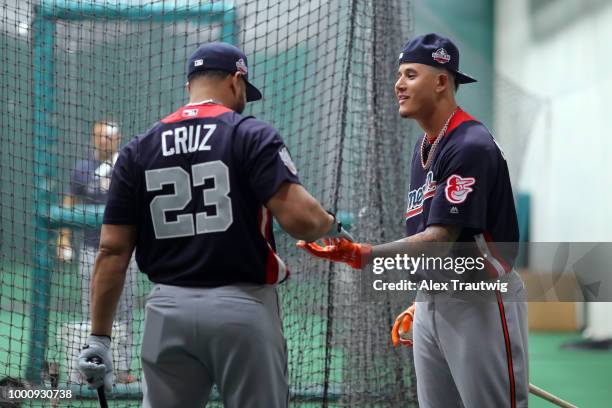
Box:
[25,1,355,402]
[27,0,236,396]
[2,0,419,405]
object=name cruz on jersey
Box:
[103,102,301,287]
[161,124,217,156]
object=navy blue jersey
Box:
[405,108,519,278]
[70,153,116,247]
[103,102,301,286]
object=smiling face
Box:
[395,63,452,119]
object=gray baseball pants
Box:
[141,283,288,408]
[412,270,529,408]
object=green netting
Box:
[0,0,417,406]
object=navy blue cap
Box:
[187,42,262,102]
[398,33,477,84]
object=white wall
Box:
[495,0,612,242]
[496,0,612,338]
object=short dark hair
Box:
[430,66,460,93]
[448,71,459,92]
[187,69,232,83]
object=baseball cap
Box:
[187,42,262,102]
[398,33,477,84]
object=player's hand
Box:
[78,335,113,392]
[56,235,73,262]
[57,244,74,262]
[320,211,355,242]
[297,237,371,269]
[391,303,415,347]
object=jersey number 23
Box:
[145,161,233,239]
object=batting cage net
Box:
[0,0,417,406]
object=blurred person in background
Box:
[57,119,137,384]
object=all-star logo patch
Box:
[445,174,475,204]
[432,48,451,64]
[279,147,298,175]
[236,58,248,75]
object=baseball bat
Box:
[529,383,577,408]
[87,357,108,408]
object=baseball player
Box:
[57,120,137,383]
[299,33,529,407]
[76,42,351,408]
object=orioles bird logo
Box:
[444,174,475,204]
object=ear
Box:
[230,72,243,95]
[435,72,449,93]
[185,81,190,94]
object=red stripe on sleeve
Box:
[484,231,512,273]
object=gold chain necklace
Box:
[420,108,458,170]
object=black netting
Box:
[0,1,417,406]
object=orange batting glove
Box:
[391,303,415,347]
[297,238,372,269]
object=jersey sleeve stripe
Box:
[483,231,512,272]
[474,233,509,278]
[258,206,289,284]
[259,205,269,238]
